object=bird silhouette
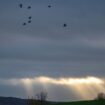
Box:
[28,16,32,20]
[23,22,26,26]
[28,20,31,23]
[19,4,23,8]
[63,23,67,27]
[27,6,31,9]
[48,5,51,8]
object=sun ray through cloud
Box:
[0,76,104,100]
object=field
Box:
[55,100,105,105]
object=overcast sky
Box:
[0,0,105,102]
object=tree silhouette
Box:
[27,92,47,105]
[96,93,105,100]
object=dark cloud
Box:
[0,86,27,99]
[0,0,105,101]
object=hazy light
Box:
[20,76,105,99]
[20,78,34,96]
[0,76,104,100]
[35,76,104,85]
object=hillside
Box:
[0,97,105,105]
[56,100,105,105]
[0,97,26,105]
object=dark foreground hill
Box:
[56,100,105,105]
[0,97,27,105]
[0,97,105,105]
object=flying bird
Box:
[48,5,51,8]
[27,6,31,9]
[28,16,32,19]
[19,4,23,8]
[63,23,67,27]
[28,20,31,23]
[23,22,26,26]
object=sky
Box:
[0,0,105,102]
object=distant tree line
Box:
[27,92,47,105]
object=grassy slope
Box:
[55,100,105,105]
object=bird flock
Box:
[19,2,32,26]
[18,0,67,27]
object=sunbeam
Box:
[0,76,104,100]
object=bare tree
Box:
[27,97,38,105]
[27,92,47,105]
[96,93,105,100]
[36,92,47,105]
[36,92,47,101]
